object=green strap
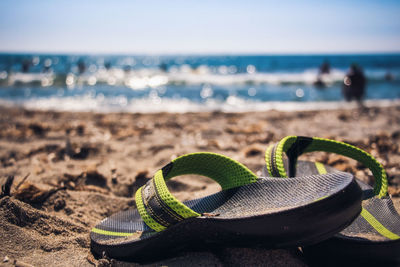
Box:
[360,208,400,240]
[265,136,388,198]
[135,152,258,232]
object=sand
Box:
[0,105,399,267]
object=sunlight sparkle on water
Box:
[200,85,213,99]
[246,65,256,74]
[296,88,305,98]
[248,87,257,96]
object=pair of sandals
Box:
[90,136,400,265]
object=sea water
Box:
[0,54,399,113]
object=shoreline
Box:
[0,98,400,114]
[0,104,399,266]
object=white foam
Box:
[5,68,348,88]
[1,96,399,114]
[8,72,55,86]
[167,68,346,86]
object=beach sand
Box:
[0,105,399,266]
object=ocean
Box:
[0,54,399,113]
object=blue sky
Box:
[0,0,399,54]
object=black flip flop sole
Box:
[91,173,362,262]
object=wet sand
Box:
[0,105,399,266]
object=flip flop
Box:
[263,136,400,266]
[90,152,362,262]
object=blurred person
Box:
[104,61,112,70]
[21,59,31,73]
[123,65,131,73]
[319,60,330,74]
[342,63,366,104]
[314,61,331,88]
[42,58,52,73]
[159,62,168,72]
[77,59,86,74]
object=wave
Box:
[1,95,399,113]
[1,66,397,89]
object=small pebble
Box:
[14,260,34,267]
[244,146,262,157]
[64,207,74,215]
[54,199,66,211]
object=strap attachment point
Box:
[266,136,388,198]
[286,136,313,177]
[136,152,258,232]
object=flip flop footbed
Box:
[91,153,362,261]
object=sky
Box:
[0,0,399,54]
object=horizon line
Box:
[1,50,400,57]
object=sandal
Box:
[91,152,362,262]
[263,136,400,265]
